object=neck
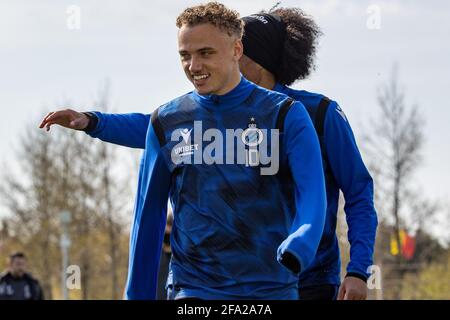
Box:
[258,69,276,90]
[11,272,24,278]
[215,68,242,96]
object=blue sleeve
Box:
[124,124,172,300]
[277,101,327,272]
[86,112,150,149]
[324,101,378,278]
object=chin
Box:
[195,86,213,96]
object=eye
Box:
[201,51,213,57]
[180,53,190,61]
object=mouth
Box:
[191,73,210,86]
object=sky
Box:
[0,0,449,239]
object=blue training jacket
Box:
[273,83,378,287]
[86,77,326,299]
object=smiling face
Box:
[178,23,243,96]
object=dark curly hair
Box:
[269,7,322,85]
[176,2,244,39]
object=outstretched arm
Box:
[39,109,150,149]
[85,112,150,149]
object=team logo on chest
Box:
[241,117,264,147]
[241,117,264,167]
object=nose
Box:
[189,56,202,73]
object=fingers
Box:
[42,111,54,124]
[39,112,55,128]
[343,289,364,300]
[338,277,368,300]
[40,112,64,129]
[39,110,71,130]
[337,285,345,300]
[353,291,367,300]
[44,121,58,131]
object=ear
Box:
[232,39,243,62]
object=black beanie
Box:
[242,13,286,75]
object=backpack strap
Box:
[276,98,295,132]
[314,97,333,182]
[315,97,331,137]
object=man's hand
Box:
[39,109,90,132]
[337,276,367,300]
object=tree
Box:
[0,125,61,299]
[92,83,131,299]
[362,65,439,298]
[0,87,134,299]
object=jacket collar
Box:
[192,76,255,110]
[273,82,290,95]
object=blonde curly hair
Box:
[176,2,244,39]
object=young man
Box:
[39,2,326,300]
[0,252,44,300]
[239,8,378,300]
